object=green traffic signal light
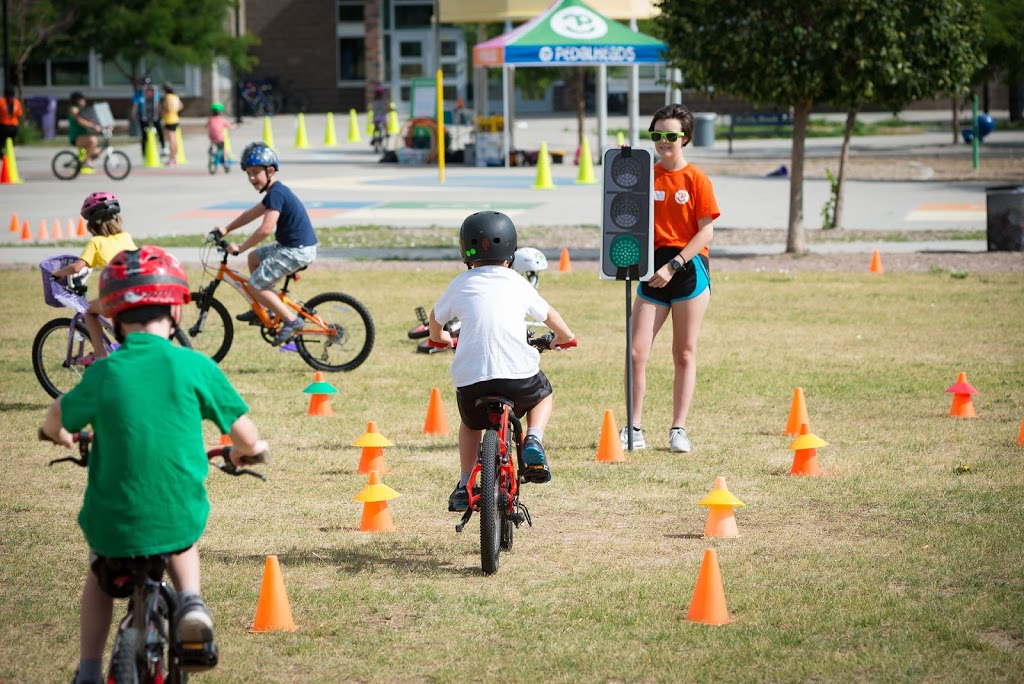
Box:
[609,233,641,268]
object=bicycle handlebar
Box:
[426,331,577,352]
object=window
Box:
[441,40,457,58]
[52,59,89,86]
[395,5,433,28]
[400,42,422,58]
[338,37,365,81]
[337,0,363,22]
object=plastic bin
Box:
[692,113,717,147]
[40,255,89,312]
[985,185,1024,251]
[26,96,58,139]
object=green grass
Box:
[3,264,1023,683]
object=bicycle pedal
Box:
[175,641,219,672]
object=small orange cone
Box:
[697,476,745,538]
[353,470,400,532]
[785,387,809,436]
[423,387,450,435]
[219,433,233,446]
[558,247,572,272]
[788,423,826,476]
[945,371,978,418]
[352,421,393,475]
[250,555,296,632]
[596,409,626,462]
[304,371,337,416]
[8,212,17,233]
[20,219,31,241]
[67,218,76,238]
[38,218,49,241]
[1017,418,1024,446]
[76,216,87,237]
[52,218,63,240]
[686,549,730,625]
[869,249,883,274]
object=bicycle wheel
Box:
[479,430,501,575]
[181,292,233,362]
[52,150,81,180]
[32,318,94,398]
[207,151,218,175]
[294,292,374,372]
[104,150,132,180]
[109,627,143,684]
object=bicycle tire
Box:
[105,150,132,180]
[109,626,143,684]
[479,430,501,575]
[294,292,374,372]
[32,317,94,398]
[208,152,218,175]
[52,150,81,180]
[182,291,233,362]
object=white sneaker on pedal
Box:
[669,427,693,453]
[619,426,647,450]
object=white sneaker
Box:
[619,426,647,450]
[669,427,693,453]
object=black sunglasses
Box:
[650,132,683,143]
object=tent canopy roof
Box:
[473,0,666,67]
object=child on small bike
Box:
[429,211,575,512]
[39,246,268,684]
[212,142,319,346]
[205,102,235,165]
[49,192,137,365]
[67,92,103,174]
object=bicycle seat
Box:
[475,395,513,410]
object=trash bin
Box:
[692,112,717,147]
[463,143,475,167]
[985,185,1024,251]
[25,96,58,139]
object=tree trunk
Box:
[951,97,960,144]
[833,108,857,230]
[576,68,586,150]
[785,100,812,253]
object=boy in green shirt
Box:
[40,246,268,684]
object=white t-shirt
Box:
[433,265,550,388]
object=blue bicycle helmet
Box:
[240,142,279,170]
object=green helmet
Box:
[210,102,225,113]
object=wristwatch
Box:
[669,257,686,273]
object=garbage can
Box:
[985,185,1024,252]
[692,112,717,147]
[25,96,58,139]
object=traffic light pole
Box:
[624,274,635,451]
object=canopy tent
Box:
[440,0,661,22]
[471,0,666,166]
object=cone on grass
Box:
[686,549,730,625]
[788,423,826,477]
[76,216,87,237]
[250,555,296,633]
[558,247,572,273]
[347,109,362,143]
[219,433,233,446]
[4,138,22,183]
[175,128,188,164]
[144,127,162,168]
[262,116,275,148]
[869,249,884,274]
[423,387,450,435]
[1018,418,1024,446]
[9,212,18,233]
[20,219,31,241]
[596,409,626,463]
[575,137,596,184]
[532,142,555,190]
[785,387,810,436]
[353,470,399,532]
[352,421,393,475]
[304,371,337,416]
[698,476,745,538]
[294,113,309,149]
[324,112,337,146]
[945,371,978,418]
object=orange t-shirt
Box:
[653,162,720,257]
[0,97,22,126]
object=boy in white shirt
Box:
[429,211,575,511]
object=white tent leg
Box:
[629,18,640,146]
[502,65,510,168]
[598,64,608,157]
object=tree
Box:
[978,0,1024,121]
[655,0,983,251]
[8,0,77,96]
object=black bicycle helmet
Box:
[240,142,279,170]
[459,211,518,266]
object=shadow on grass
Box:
[203,545,477,576]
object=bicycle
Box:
[33,255,192,398]
[43,431,267,684]
[207,144,232,175]
[181,236,375,372]
[52,128,132,181]
[428,331,577,574]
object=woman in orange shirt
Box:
[0,85,22,157]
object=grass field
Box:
[2,262,1023,683]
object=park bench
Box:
[726,111,793,153]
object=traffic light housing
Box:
[600,146,653,280]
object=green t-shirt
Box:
[67,107,89,144]
[60,332,250,557]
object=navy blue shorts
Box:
[456,372,553,430]
[638,247,711,306]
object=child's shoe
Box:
[619,426,647,450]
[669,427,693,453]
[272,316,305,346]
[174,594,218,672]
[448,483,468,512]
[521,435,551,483]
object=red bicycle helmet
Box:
[81,192,121,223]
[100,246,191,319]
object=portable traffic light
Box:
[600,146,654,281]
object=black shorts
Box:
[638,247,711,306]
[164,123,179,132]
[90,545,192,598]
[456,372,553,430]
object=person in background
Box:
[130,78,165,160]
[0,85,22,156]
[161,83,183,165]
[205,103,235,165]
[67,92,103,174]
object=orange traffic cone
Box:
[558,247,572,272]
[423,387,450,435]
[219,433,233,446]
[8,212,17,233]
[38,218,49,241]
[52,218,63,240]
[686,549,730,625]
[250,555,296,632]
[788,423,826,476]
[354,470,400,532]
[697,476,745,538]
[352,421,393,475]
[596,409,626,463]
[945,371,978,418]
[76,216,87,237]
[785,387,809,436]
[869,249,883,274]
[0,156,10,184]
[304,371,337,416]
[1018,418,1024,446]
[20,219,30,241]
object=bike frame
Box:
[60,311,118,364]
[466,402,522,515]
[198,257,315,335]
